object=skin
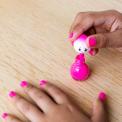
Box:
[3,82,108,122]
[69,10,122,55]
[3,10,119,122]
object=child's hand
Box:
[69,10,122,54]
[2,81,108,122]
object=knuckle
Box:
[76,12,82,17]
[85,12,91,17]
[54,89,63,96]
[76,12,86,18]
[74,23,81,30]
[31,89,39,96]
[36,92,45,100]
[60,95,68,102]
[105,38,110,47]
[29,88,46,100]
[8,117,21,122]
[18,99,31,113]
[46,83,55,91]
[55,90,67,100]
[48,85,61,94]
[47,84,68,100]
[102,33,109,47]
[8,116,16,121]
[84,12,93,17]
[110,9,119,14]
[83,12,94,22]
[26,85,34,93]
[27,85,38,96]
[67,104,75,112]
[48,85,66,97]
[110,10,121,18]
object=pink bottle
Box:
[70,53,90,81]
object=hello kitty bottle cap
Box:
[72,34,90,54]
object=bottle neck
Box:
[75,53,85,63]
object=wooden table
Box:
[0,0,122,122]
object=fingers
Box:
[69,11,108,42]
[6,81,68,122]
[92,92,108,122]
[86,29,122,48]
[1,113,22,122]
[8,91,43,122]
[68,10,122,44]
[21,81,56,113]
[43,82,69,104]
[69,14,94,42]
[20,80,71,111]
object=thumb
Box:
[87,29,122,48]
[91,92,109,122]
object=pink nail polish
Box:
[20,81,28,88]
[69,32,73,38]
[98,92,107,102]
[89,37,96,47]
[8,91,16,98]
[89,49,95,56]
[39,80,47,86]
[1,113,8,119]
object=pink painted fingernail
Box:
[20,81,28,88]
[8,91,16,98]
[71,40,74,46]
[68,32,74,38]
[39,80,47,87]
[89,37,96,47]
[98,92,107,102]
[1,113,8,119]
[89,49,95,56]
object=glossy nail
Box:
[89,37,96,47]
[89,49,95,56]
[8,91,16,98]
[39,80,47,86]
[1,113,8,119]
[68,32,74,38]
[98,92,107,102]
[20,81,28,88]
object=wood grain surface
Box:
[0,0,122,122]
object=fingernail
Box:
[98,92,107,102]
[39,80,47,87]
[8,91,16,98]
[20,81,28,88]
[68,32,73,38]
[1,113,8,119]
[89,37,96,47]
[89,49,95,56]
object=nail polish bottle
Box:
[70,53,90,81]
[70,34,90,81]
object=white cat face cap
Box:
[72,34,90,54]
